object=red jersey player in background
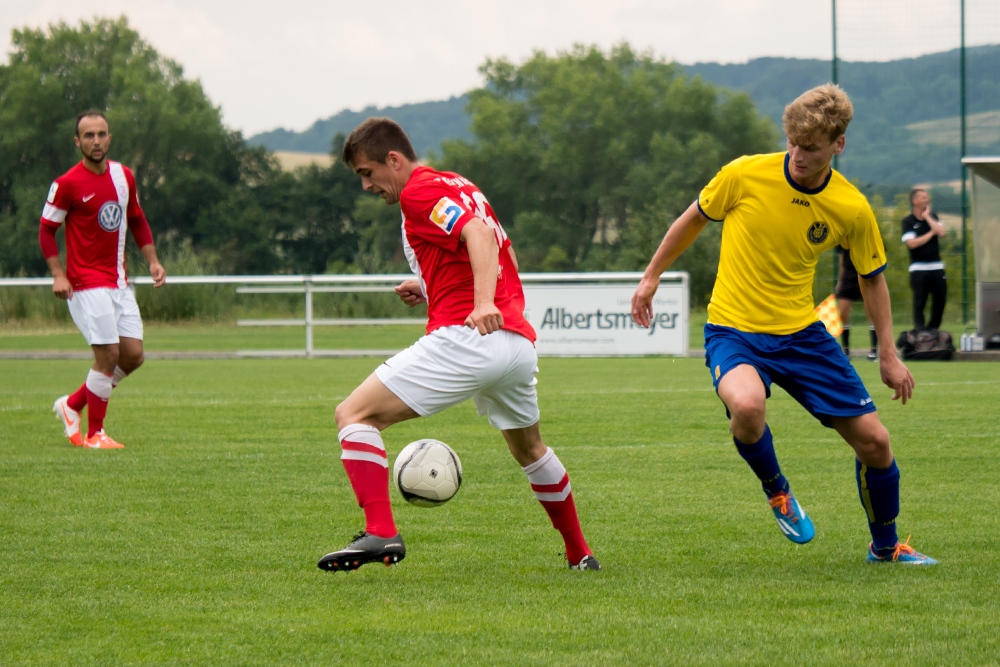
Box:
[41,111,166,449]
[318,118,600,572]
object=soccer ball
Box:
[393,439,463,507]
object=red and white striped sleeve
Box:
[124,167,153,247]
[40,179,70,228]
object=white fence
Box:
[0,272,688,357]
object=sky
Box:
[1,0,997,136]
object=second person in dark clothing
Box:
[901,188,947,330]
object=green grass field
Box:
[0,323,430,353]
[1,356,998,666]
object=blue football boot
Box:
[866,536,938,565]
[768,491,815,544]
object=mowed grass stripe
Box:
[0,358,998,666]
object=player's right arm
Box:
[460,218,503,335]
[43,249,72,300]
[39,179,72,299]
[632,157,743,327]
[631,201,709,327]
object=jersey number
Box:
[460,191,507,252]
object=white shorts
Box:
[375,325,540,431]
[67,287,144,346]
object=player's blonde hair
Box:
[782,84,853,144]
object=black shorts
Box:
[835,269,862,301]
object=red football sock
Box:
[84,369,113,437]
[67,382,88,413]
[523,447,592,565]
[339,424,397,538]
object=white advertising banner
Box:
[522,281,688,356]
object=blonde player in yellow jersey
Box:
[632,84,936,564]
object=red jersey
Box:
[40,161,151,291]
[399,166,535,343]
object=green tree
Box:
[280,134,365,274]
[195,136,363,275]
[0,16,260,275]
[437,43,777,301]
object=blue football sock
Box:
[733,424,789,497]
[856,459,900,554]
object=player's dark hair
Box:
[75,110,108,136]
[909,188,927,205]
[342,117,417,166]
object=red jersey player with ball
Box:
[41,111,166,449]
[319,118,600,572]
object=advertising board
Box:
[522,281,688,356]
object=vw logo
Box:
[98,201,123,232]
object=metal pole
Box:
[305,277,314,358]
[831,0,840,289]
[960,0,969,325]
[831,0,838,87]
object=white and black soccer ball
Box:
[393,439,463,507]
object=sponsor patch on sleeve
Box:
[429,197,465,234]
[47,182,58,204]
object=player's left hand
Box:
[880,355,914,405]
[465,303,503,335]
[149,261,166,287]
[394,280,426,307]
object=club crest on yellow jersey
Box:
[807,221,829,244]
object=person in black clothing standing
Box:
[901,188,947,330]
[835,244,878,360]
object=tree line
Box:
[1,18,778,306]
[256,46,1000,190]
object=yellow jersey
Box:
[698,152,886,335]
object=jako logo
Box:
[430,197,464,234]
[792,198,810,207]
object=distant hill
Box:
[248,45,1000,186]
[247,96,472,157]
[685,45,999,127]
[686,44,1000,186]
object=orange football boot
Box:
[83,430,125,449]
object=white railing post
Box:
[305,277,313,358]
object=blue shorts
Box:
[704,321,876,428]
